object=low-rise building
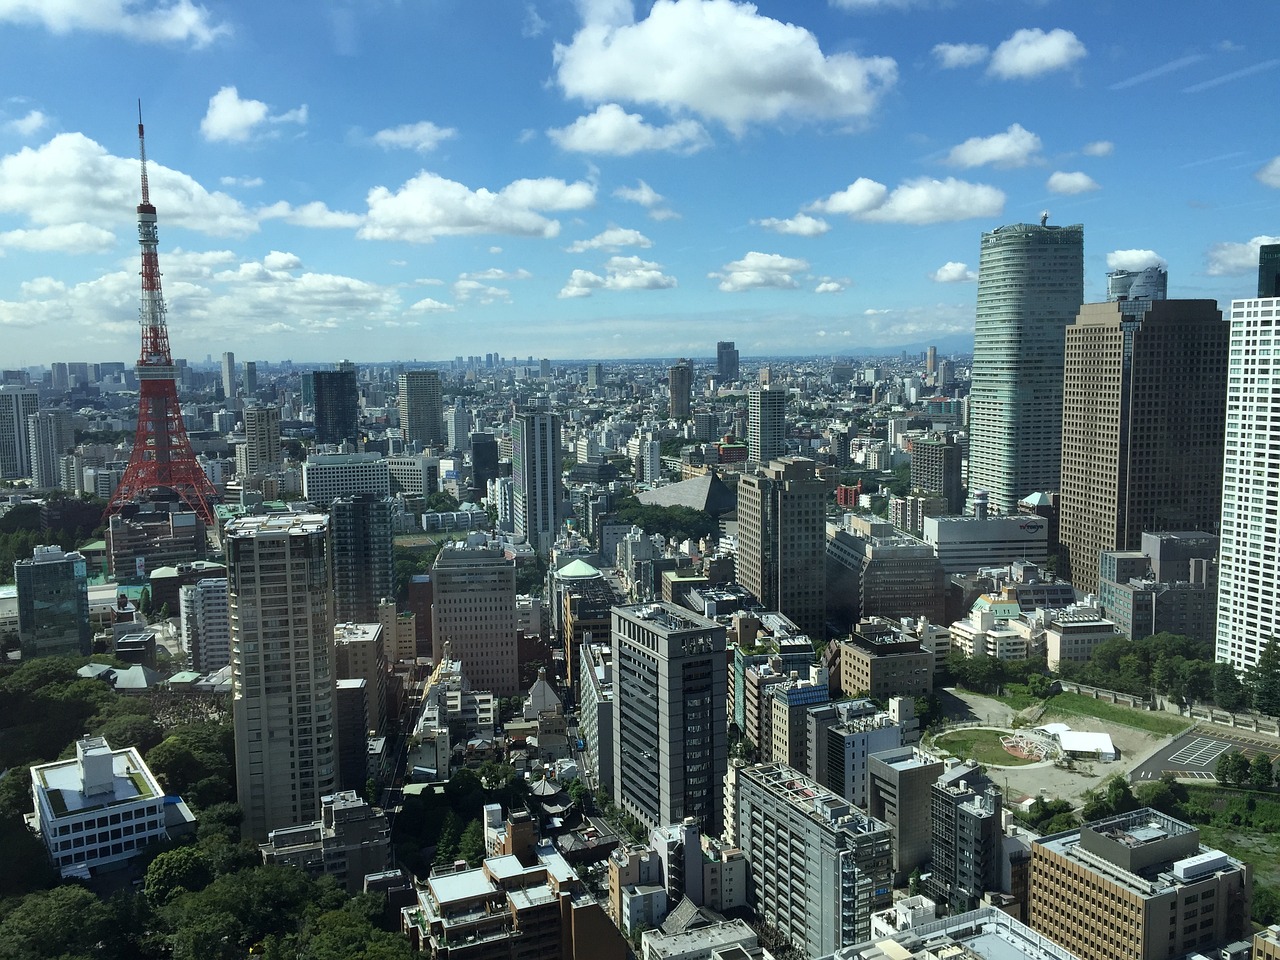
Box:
[259,790,390,895]
[831,620,934,701]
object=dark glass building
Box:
[312,361,359,445]
[329,494,395,624]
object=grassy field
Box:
[1181,784,1280,887]
[932,728,1038,767]
[1044,692,1193,736]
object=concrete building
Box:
[398,370,445,449]
[578,639,614,789]
[30,736,170,879]
[928,761,1003,913]
[669,359,694,420]
[27,408,74,490]
[1098,532,1218,644]
[909,434,963,514]
[737,458,829,639]
[1059,299,1227,594]
[333,621,387,739]
[221,350,236,399]
[826,524,947,629]
[512,410,562,555]
[767,666,831,769]
[237,403,282,476]
[731,762,893,956]
[716,340,739,382]
[967,222,1084,516]
[259,790,390,895]
[612,602,727,835]
[922,513,1050,575]
[868,746,945,885]
[301,453,390,509]
[746,386,786,464]
[386,452,440,496]
[1029,808,1251,960]
[179,576,230,671]
[947,596,1028,661]
[819,906,1084,960]
[430,543,519,695]
[227,513,337,841]
[808,698,917,808]
[329,493,394,624]
[832,620,934,701]
[0,384,39,479]
[1218,297,1280,672]
[312,360,359,445]
[15,544,90,660]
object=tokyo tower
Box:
[104,108,218,525]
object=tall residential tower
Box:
[511,410,562,555]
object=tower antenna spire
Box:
[137,99,150,206]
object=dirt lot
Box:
[934,687,1176,806]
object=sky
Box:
[0,0,1277,367]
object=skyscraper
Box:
[221,351,236,399]
[27,408,74,491]
[735,457,828,639]
[1260,243,1280,298]
[180,576,230,672]
[398,370,445,449]
[469,432,499,503]
[1059,299,1227,594]
[313,361,359,446]
[430,544,519,695]
[746,386,785,463]
[668,359,693,420]
[1107,265,1168,302]
[243,360,258,396]
[967,221,1084,515]
[716,340,739,381]
[511,410,562,555]
[227,513,337,840]
[237,403,282,477]
[612,602,726,834]
[909,433,963,514]
[1217,296,1280,672]
[329,494,395,625]
[15,545,91,660]
[0,384,38,479]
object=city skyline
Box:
[0,2,1277,366]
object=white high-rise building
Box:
[227,513,336,840]
[747,386,785,464]
[0,385,39,479]
[237,403,282,477]
[27,408,74,490]
[221,350,236,399]
[446,405,470,452]
[1217,296,1280,672]
[398,370,444,449]
[512,410,561,555]
[179,576,230,672]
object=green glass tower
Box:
[966,221,1084,516]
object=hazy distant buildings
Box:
[398,370,445,450]
[221,350,236,399]
[967,222,1084,515]
[27,408,73,490]
[1059,299,1228,594]
[0,384,38,479]
[716,340,739,382]
[668,359,693,420]
[312,361,359,445]
[512,410,562,555]
[747,386,786,464]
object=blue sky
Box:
[0,0,1276,367]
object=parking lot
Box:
[1130,728,1280,783]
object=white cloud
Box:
[710,251,808,292]
[1082,140,1114,157]
[258,200,363,229]
[453,279,511,303]
[614,180,663,207]
[1257,156,1280,188]
[359,172,595,243]
[933,42,988,69]
[1206,235,1280,276]
[522,3,547,37]
[567,227,652,252]
[931,261,977,283]
[0,0,229,47]
[814,279,845,293]
[409,297,454,313]
[558,254,677,298]
[219,175,263,188]
[6,109,47,136]
[0,132,257,237]
[262,250,302,271]
[372,121,457,153]
[554,0,897,133]
[988,28,1086,80]
[830,0,920,7]
[945,123,1041,168]
[1106,249,1165,271]
[1046,170,1099,194]
[0,222,116,253]
[200,87,307,143]
[459,267,533,281]
[548,103,710,155]
[755,213,830,237]
[811,176,1003,224]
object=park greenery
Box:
[0,499,104,586]
[609,496,718,545]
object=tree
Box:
[457,819,485,866]
[1213,662,1247,712]
[908,867,922,896]
[1250,639,1280,717]
[146,737,205,795]
[1217,750,1251,787]
[95,713,164,753]
[0,885,114,958]
[145,846,216,905]
[1251,752,1275,789]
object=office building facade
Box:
[329,494,395,625]
[928,761,1003,912]
[1260,243,1280,298]
[312,361,359,445]
[910,434,963,514]
[179,576,231,672]
[1059,299,1227,594]
[0,384,39,479]
[747,386,786,464]
[612,602,727,834]
[398,370,445,449]
[221,350,236,399]
[716,340,739,382]
[967,222,1084,515]
[668,359,693,420]
[227,514,337,841]
[301,453,390,508]
[511,410,562,555]
[27,408,74,490]
[237,403,282,476]
[15,545,91,660]
[430,544,519,695]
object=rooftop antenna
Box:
[1039,210,1050,227]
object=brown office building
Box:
[831,619,934,701]
[1029,808,1250,960]
[1058,299,1227,594]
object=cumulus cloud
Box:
[453,279,511,303]
[359,172,596,243]
[988,28,1086,80]
[554,0,897,132]
[567,227,652,252]
[710,251,808,292]
[810,176,1003,224]
[0,223,116,254]
[458,267,533,281]
[219,175,263,188]
[1046,171,1099,194]
[200,87,307,143]
[258,200,363,229]
[933,42,988,69]
[1082,140,1114,157]
[372,121,457,153]
[755,213,830,236]
[614,180,663,207]
[1258,156,1280,188]
[548,103,710,155]
[558,254,676,298]
[0,0,229,47]
[409,297,454,313]
[1206,235,1280,276]
[931,261,977,283]
[0,132,257,239]
[6,109,47,136]
[1106,249,1165,271]
[946,123,1041,168]
[262,250,302,271]
[814,279,845,293]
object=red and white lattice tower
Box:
[104,109,218,525]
